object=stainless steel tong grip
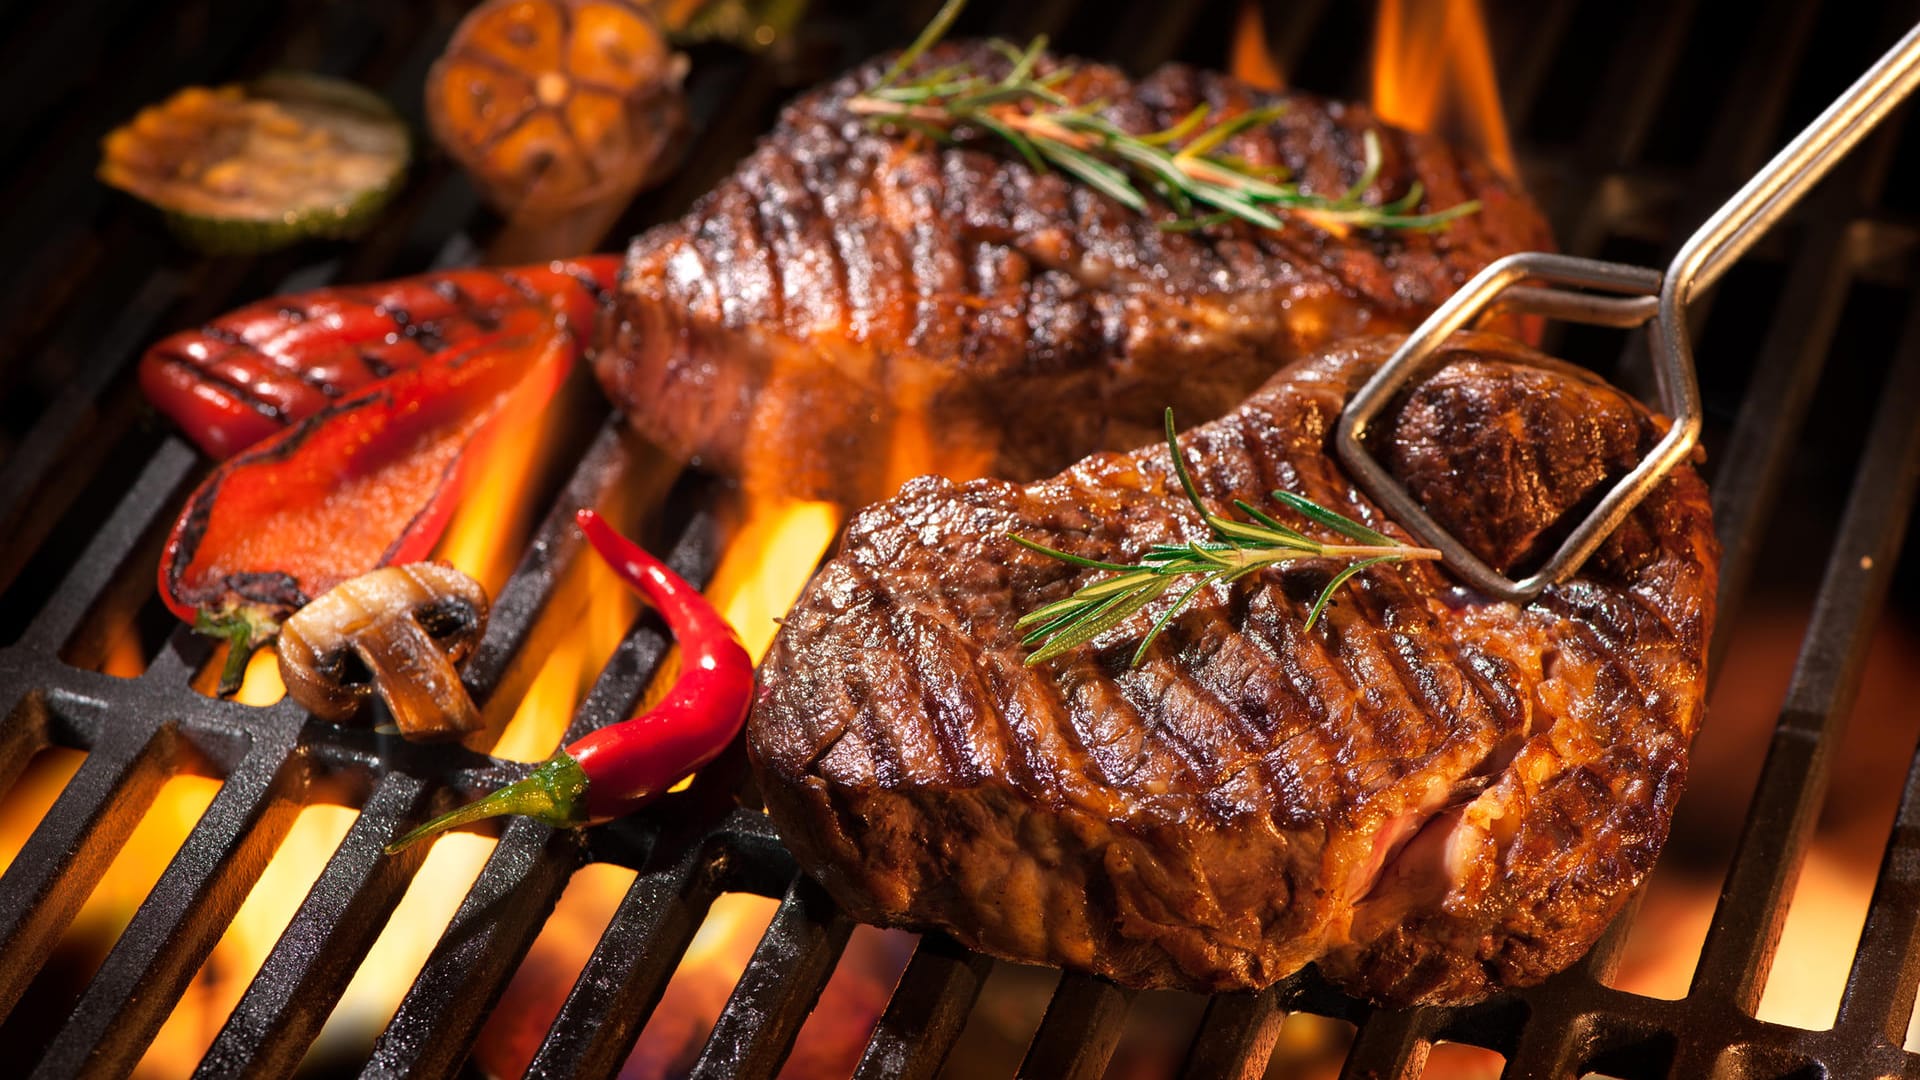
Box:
[1334,21,1920,605]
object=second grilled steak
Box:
[749,332,1717,1004]
[597,42,1551,506]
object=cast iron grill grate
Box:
[2,0,1919,1077]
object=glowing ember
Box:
[1372,0,1515,178]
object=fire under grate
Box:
[4,0,1920,1077]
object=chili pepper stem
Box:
[384,751,588,854]
[195,607,280,697]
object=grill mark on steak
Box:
[749,332,1716,1005]
[600,42,1552,507]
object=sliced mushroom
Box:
[277,563,490,741]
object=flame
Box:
[1372,0,1515,178]
[704,497,841,660]
[491,552,641,763]
[435,350,579,597]
[472,495,841,1076]
[622,892,780,1075]
[0,749,85,880]
[109,345,584,1069]
[1230,1,1285,90]
[135,804,357,1078]
[98,619,149,679]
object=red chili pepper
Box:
[161,306,576,694]
[141,256,619,459]
[385,509,754,853]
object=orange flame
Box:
[472,494,841,1076]
[1372,0,1515,178]
[435,349,580,597]
[1230,1,1285,91]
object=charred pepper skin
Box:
[140,256,619,459]
[385,510,755,852]
[160,308,576,694]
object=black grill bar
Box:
[852,932,992,1080]
[1172,983,1288,1080]
[1838,737,1920,1048]
[19,442,196,653]
[1016,971,1135,1080]
[1337,1005,1427,1080]
[29,738,304,1080]
[194,773,434,1080]
[363,819,579,1080]
[0,716,177,1018]
[689,874,853,1079]
[522,829,730,1077]
[0,274,187,594]
[1667,293,1920,1078]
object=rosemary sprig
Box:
[1009,409,1442,667]
[850,0,1479,236]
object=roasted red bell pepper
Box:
[386,509,754,852]
[140,255,618,459]
[160,305,576,694]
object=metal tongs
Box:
[1335,24,1920,604]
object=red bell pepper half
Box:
[140,256,618,459]
[159,305,576,694]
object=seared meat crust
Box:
[749,333,1716,1005]
[598,43,1551,506]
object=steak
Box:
[596,43,1552,506]
[748,332,1717,1005]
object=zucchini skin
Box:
[101,72,413,256]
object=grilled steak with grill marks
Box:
[748,332,1717,1005]
[596,43,1552,507]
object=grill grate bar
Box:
[1173,982,1290,1080]
[21,440,195,653]
[455,418,644,726]
[30,735,305,1080]
[689,873,852,1080]
[522,837,726,1078]
[1016,970,1135,1080]
[362,818,580,1080]
[1836,733,1920,1047]
[0,718,177,1018]
[195,773,435,1080]
[1706,220,1863,661]
[0,273,186,589]
[687,873,851,1079]
[852,931,992,1080]
[364,512,718,1078]
[1688,293,1920,1017]
[1337,1004,1428,1080]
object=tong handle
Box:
[1670,21,1920,305]
[1335,23,1920,604]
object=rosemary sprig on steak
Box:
[848,0,1480,236]
[1011,409,1442,667]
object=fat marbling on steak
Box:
[595,43,1552,506]
[748,332,1717,1005]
